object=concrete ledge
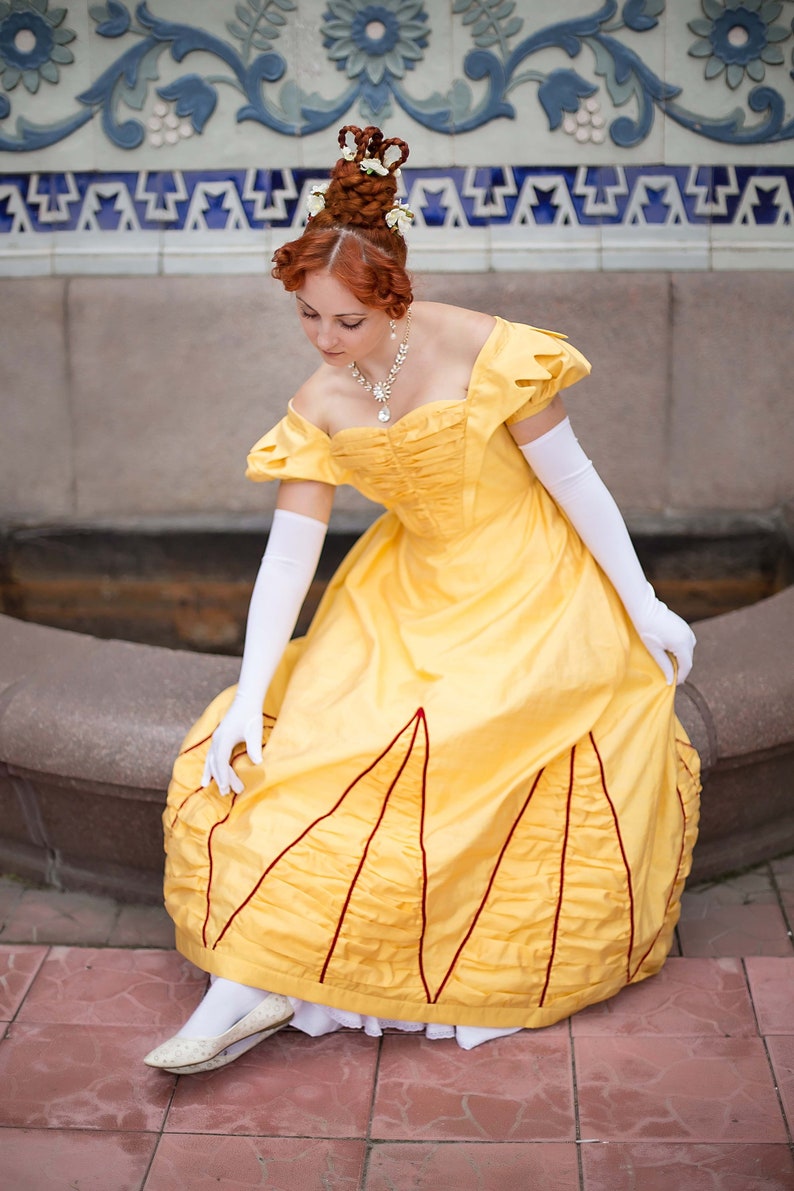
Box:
[0,589,792,901]
[0,616,238,901]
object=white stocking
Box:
[177,977,267,1039]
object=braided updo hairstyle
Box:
[272,125,413,319]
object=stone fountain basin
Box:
[0,587,792,903]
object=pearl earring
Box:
[389,319,397,340]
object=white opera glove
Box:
[201,508,327,795]
[519,419,695,685]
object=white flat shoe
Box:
[143,992,293,1070]
[162,1027,277,1074]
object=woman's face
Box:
[295,270,389,367]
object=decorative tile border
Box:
[0,163,792,272]
[0,1,792,152]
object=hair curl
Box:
[271,125,413,319]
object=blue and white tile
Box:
[0,174,52,274]
[662,0,794,165]
[0,2,95,172]
[709,165,794,267]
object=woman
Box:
[144,125,700,1075]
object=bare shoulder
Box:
[414,301,496,365]
[290,365,344,433]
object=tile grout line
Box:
[6,943,51,1031]
[768,864,794,950]
[760,1032,794,1151]
[360,1033,385,1188]
[743,954,794,1151]
[568,1018,586,1191]
[139,1078,179,1191]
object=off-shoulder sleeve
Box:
[471,318,591,430]
[245,401,350,486]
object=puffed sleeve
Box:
[471,318,591,431]
[245,401,351,486]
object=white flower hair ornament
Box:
[359,155,390,177]
[385,201,414,239]
[306,181,329,218]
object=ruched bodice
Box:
[163,318,700,1032]
[329,401,470,539]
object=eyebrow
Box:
[297,296,367,317]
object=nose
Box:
[316,323,338,351]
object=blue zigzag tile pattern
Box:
[1,165,793,235]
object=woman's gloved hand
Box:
[201,507,327,795]
[518,418,695,685]
[202,693,264,796]
[628,580,697,686]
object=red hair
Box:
[271,124,413,319]
[272,228,412,319]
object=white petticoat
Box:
[287,998,522,1050]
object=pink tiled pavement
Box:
[16,946,206,1029]
[571,956,757,1037]
[0,1022,175,1132]
[677,902,794,957]
[0,1129,158,1191]
[0,945,47,1021]
[370,1031,574,1142]
[0,863,793,1190]
[366,1142,581,1189]
[580,1142,794,1190]
[165,1030,380,1138]
[767,1036,794,1135]
[574,1034,788,1143]
[744,957,794,1035]
[145,1136,366,1190]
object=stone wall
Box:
[2,270,792,531]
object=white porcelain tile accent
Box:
[161,248,271,276]
[601,230,711,272]
[407,228,490,273]
[0,249,53,278]
[52,252,160,277]
[491,225,600,272]
[52,232,161,276]
[710,243,794,270]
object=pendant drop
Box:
[347,308,412,426]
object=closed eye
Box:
[299,309,364,331]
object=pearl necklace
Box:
[348,309,412,424]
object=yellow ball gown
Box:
[163,317,700,1031]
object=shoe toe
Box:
[143,993,294,1070]
[143,1035,216,1069]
